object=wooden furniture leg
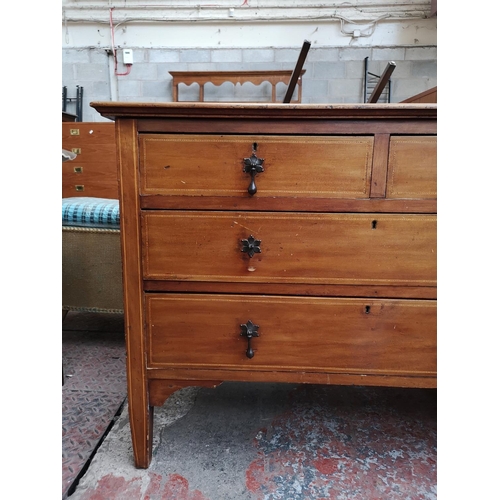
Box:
[283,40,311,103]
[367,61,396,103]
[115,118,153,468]
[129,396,154,468]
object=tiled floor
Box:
[62,311,127,499]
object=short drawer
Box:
[62,122,116,146]
[139,134,373,198]
[146,294,436,377]
[142,211,436,287]
[386,136,436,199]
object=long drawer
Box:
[146,294,436,376]
[142,211,436,286]
[139,134,373,198]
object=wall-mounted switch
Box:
[123,49,134,64]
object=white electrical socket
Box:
[123,49,133,65]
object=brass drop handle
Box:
[243,145,264,196]
[240,320,259,359]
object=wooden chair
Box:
[283,40,311,103]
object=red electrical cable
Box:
[109,8,132,76]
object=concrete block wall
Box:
[62,46,436,122]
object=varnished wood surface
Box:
[62,162,119,199]
[140,196,437,213]
[148,379,222,407]
[90,101,438,469]
[62,122,116,145]
[370,134,390,198]
[116,119,152,469]
[62,122,118,199]
[169,69,305,103]
[387,136,437,199]
[143,281,437,299]
[137,118,436,136]
[91,101,437,121]
[142,211,436,286]
[169,69,302,85]
[367,61,396,104]
[140,134,373,198]
[401,86,437,104]
[148,369,436,389]
[140,133,434,201]
[146,294,436,375]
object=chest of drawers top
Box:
[91,101,436,139]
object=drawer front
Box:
[386,136,437,199]
[62,122,116,146]
[139,134,373,198]
[146,294,436,376]
[142,211,436,286]
[61,141,117,164]
[62,162,119,198]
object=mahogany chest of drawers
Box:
[91,102,437,469]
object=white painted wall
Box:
[62,0,437,49]
[62,1,437,120]
[63,19,436,49]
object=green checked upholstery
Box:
[62,197,120,229]
[62,197,123,313]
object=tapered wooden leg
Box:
[116,118,152,468]
[128,391,154,468]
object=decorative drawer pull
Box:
[243,146,264,195]
[241,235,261,258]
[240,320,259,359]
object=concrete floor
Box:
[63,312,437,500]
